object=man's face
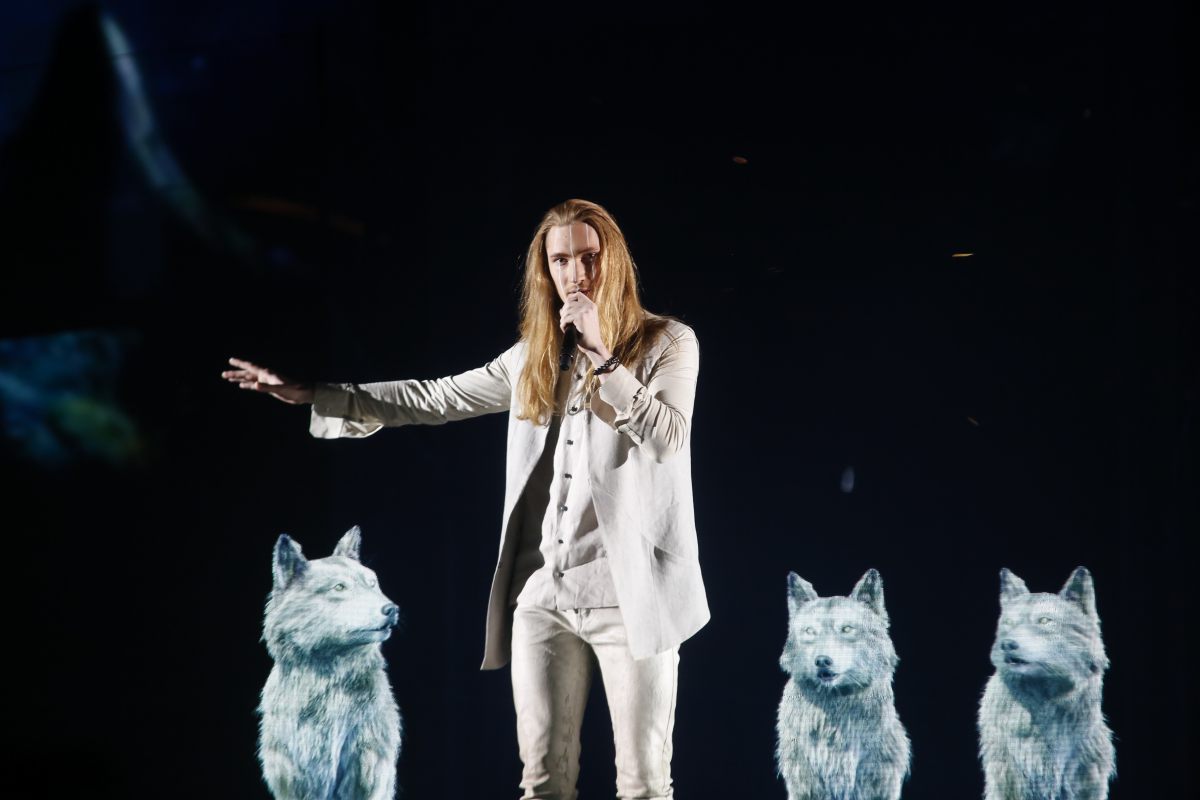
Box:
[545,222,600,304]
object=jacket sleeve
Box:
[596,326,699,462]
[309,344,518,439]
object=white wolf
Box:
[978,567,1115,800]
[776,569,911,800]
[258,526,403,800]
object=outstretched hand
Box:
[222,357,315,405]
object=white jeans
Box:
[510,605,680,800]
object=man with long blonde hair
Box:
[224,198,709,799]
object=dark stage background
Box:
[1,1,1194,798]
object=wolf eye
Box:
[367,578,377,588]
[1037,616,1052,625]
[333,583,347,591]
[841,625,855,634]
[803,626,817,636]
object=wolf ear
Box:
[999,568,1029,602]
[1059,566,1098,620]
[787,571,819,616]
[851,568,889,622]
[273,534,308,590]
[332,525,362,561]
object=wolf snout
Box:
[999,638,1029,664]
[814,655,838,680]
[382,603,399,627]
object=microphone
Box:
[559,325,578,371]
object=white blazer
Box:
[310,318,710,669]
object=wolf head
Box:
[780,569,898,696]
[990,567,1107,693]
[263,526,399,664]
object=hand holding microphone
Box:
[558,286,584,371]
[558,285,613,375]
[559,323,578,371]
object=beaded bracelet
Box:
[592,354,621,375]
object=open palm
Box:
[221,357,314,404]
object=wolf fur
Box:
[978,567,1115,800]
[258,526,403,800]
[776,569,911,800]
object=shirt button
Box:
[564,473,572,479]
[557,538,564,544]
[558,504,568,512]
[566,439,574,445]
[570,405,578,412]
[555,572,564,578]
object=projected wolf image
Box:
[259,526,403,800]
[978,567,1115,800]
[776,569,911,800]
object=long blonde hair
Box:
[516,198,669,424]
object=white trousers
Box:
[510,605,680,800]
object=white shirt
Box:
[509,356,618,610]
